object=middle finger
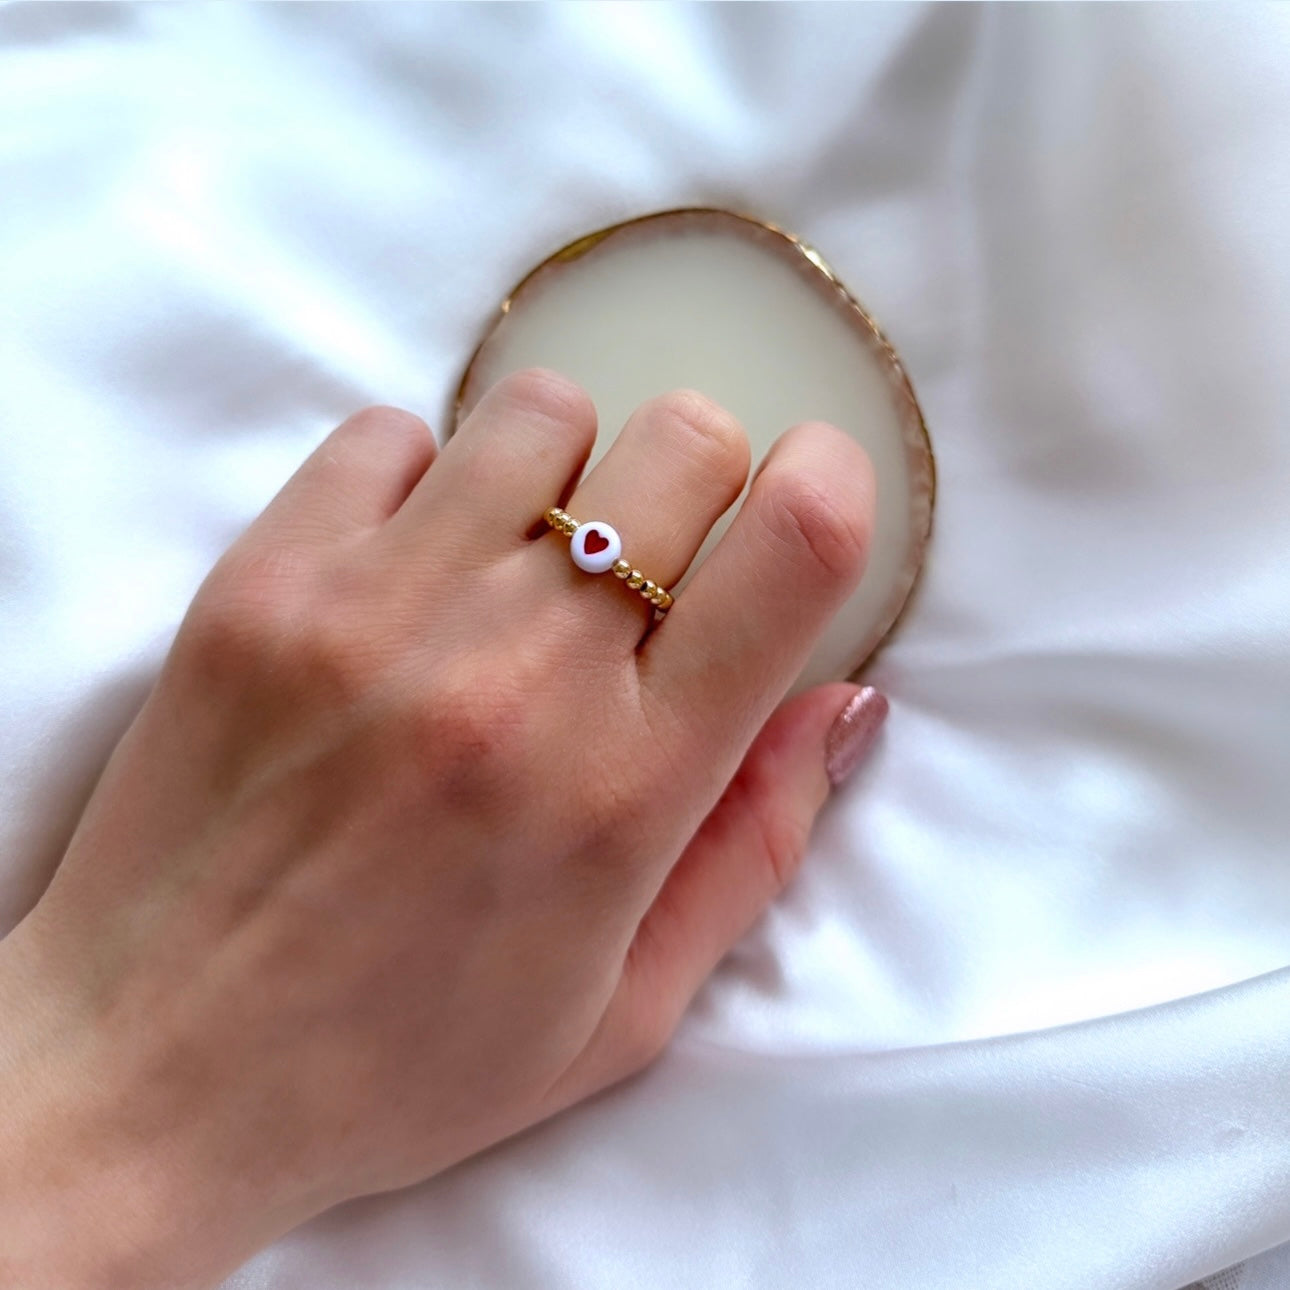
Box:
[537,390,750,633]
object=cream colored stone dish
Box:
[454,208,934,693]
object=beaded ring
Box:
[542,507,673,614]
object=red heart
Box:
[584,528,609,555]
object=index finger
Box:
[639,421,874,765]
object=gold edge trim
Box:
[452,207,937,673]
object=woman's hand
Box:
[0,371,883,1290]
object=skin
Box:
[0,370,877,1290]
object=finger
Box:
[390,368,598,556]
[257,405,437,542]
[540,684,889,1107]
[642,421,874,760]
[544,390,750,630]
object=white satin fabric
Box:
[2,4,1289,1287]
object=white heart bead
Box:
[570,521,622,574]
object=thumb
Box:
[550,684,888,1104]
[629,681,889,1007]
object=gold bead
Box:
[626,571,644,589]
[639,580,657,598]
[613,559,632,578]
[658,591,673,611]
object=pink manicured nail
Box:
[825,687,889,787]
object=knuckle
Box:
[653,390,749,485]
[408,673,532,802]
[176,595,251,685]
[764,470,870,583]
[180,549,374,703]
[179,599,290,695]
[496,367,597,437]
[181,548,309,675]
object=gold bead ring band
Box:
[543,507,674,615]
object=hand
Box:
[0,371,883,1289]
